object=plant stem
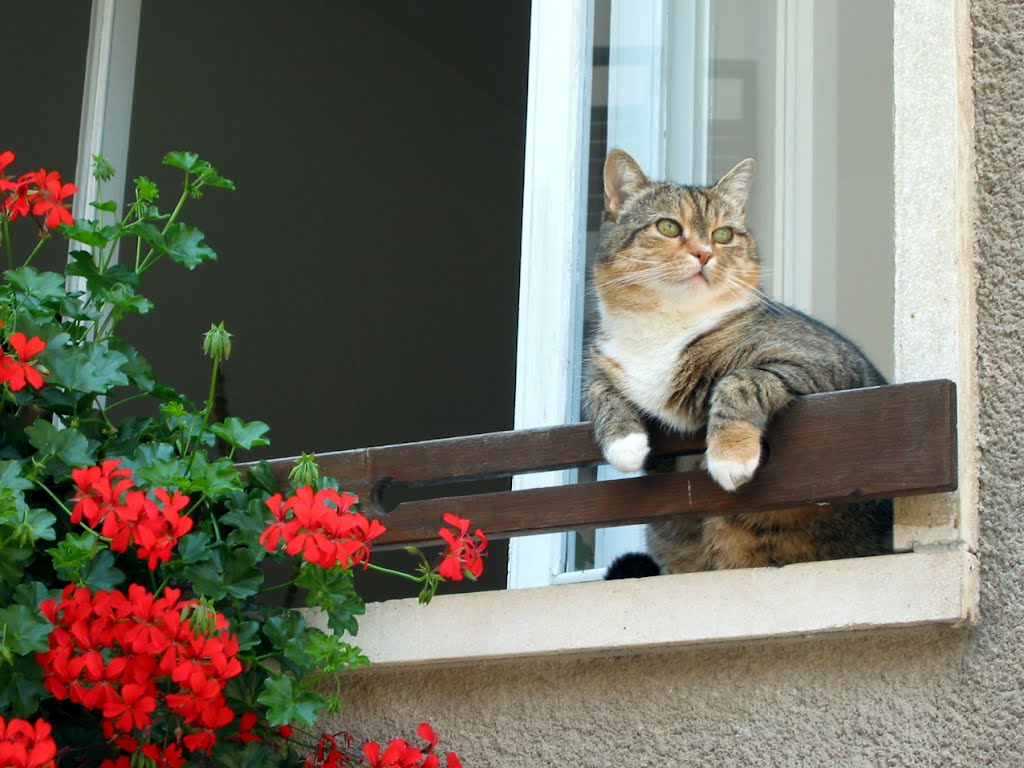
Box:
[365,562,423,583]
[185,353,219,476]
[261,577,301,593]
[32,479,74,519]
[103,392,151,411]
[136,183,191,274]
[22,235,47,268]
[2,217,11,269]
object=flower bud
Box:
[181,598,218,637]
[92,153,116,183]
[203,322,232,361]
[289,452,320,490]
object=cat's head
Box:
[594,149,758,311]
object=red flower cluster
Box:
[37,584,242,759]
[0,716,57,768]
[306,724,461,768]
[71,459,193,569]
[363,724,462,768]
[0,331,47,391]
[0,150,76,228]
[437,513,487,582]
[99,740,184,768]
[260,487,386,569]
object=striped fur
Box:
[585,149,891,573]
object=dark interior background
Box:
[1,2,93,273]
[6,1,532,600]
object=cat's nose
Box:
[691,244,713,266]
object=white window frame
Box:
[507,0,713,588]
[348,0,977,664]
[78,0,977,665]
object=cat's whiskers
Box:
[718,273,800,317]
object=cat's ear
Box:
[604,149,650,216]
[714,158,756,212]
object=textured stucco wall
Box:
[325,2,1024,765]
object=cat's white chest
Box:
[598,302,746,431]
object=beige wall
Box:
[326,1,1024,764]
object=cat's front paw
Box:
[705,422,762,492]
[604,432,650,473]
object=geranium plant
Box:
[0,149,486,767]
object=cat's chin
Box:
[659,274,723,303]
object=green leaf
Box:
[181,540,228,599]
[163,223,217,269]
[245,461,280,496]
[126,220,166,253]
[297,564,365,638]
[62,221,111,248]
[0,604,51,655]
[222,494,272,550]
[222,547,263,599]
[42,340,129,394]
[134,457,185,489]
[80,550,125,590]
[91,199,118,213]
[202,457,241,498]
[163,151,200,172]
[130,441,177,471]
[4,267,66,302]
[0,546,33,587]
[256,673,326,727]
[67,251,140,287]
[49,531,102,581]
[67,252,152,318]
[232,619,262,651]
[25,419,94,468]
[19,508,56,543]
[263,613,312,668]
[305,631,370,673]
[176,532,215,565]
[0,460,33,493]
[13,580,54,611]
[211,417,270,451]
[0,658,46,717]
[210,741,272,768]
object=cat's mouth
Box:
[671,269,709,288]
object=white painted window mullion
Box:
[507,0,596,589]
[69,0,141,289]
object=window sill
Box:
[309,548,978,668]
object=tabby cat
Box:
[586,149,891,576]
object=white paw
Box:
[706,452,761,492]
[605,433,650,473]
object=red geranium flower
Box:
[437,513,487,581]
[102,682,158,732]
[0,332,47,391]
[362,738,424,768]
[26,169,76,228]
[0,150,14,178]
[0,716,57,768]
[261,488,387,569]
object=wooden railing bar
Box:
[257,380,957,549]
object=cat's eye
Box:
[711,226,734,244]
[656,218,682,237]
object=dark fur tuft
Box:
[605,552,662,580]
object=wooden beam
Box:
[256,380,957,549]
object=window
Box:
[66,0,975,663]
[69,0,533,600]
[332,0,975,665]
[511,0,898,587]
